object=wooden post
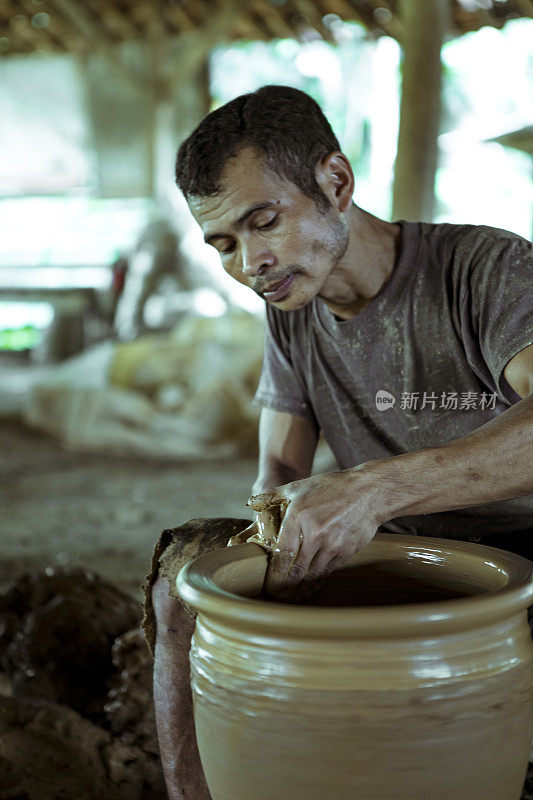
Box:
[392,0,450,222]
[152,60,211,220]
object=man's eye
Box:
[257,216,278,231]
[220,243,235,255]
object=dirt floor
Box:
[0,418,263,799]
[2,419,533,799]
[0,420,257,599]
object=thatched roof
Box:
[0,0,531,58]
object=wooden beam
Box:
[83,0,139,40]
[319,0,403,40]
[46,0,151,93]
[146,0,167,101]
[3,3,43,51]
[161,4,196,34]
[182,0,211,27]
[251,0,296,39]
[319,0,376,34]
[231,16,267,41]
[18,0,82,53]
[366,0,403,40]
[293,0,335,40]
[129,1,158,30]
[237,7,271,39]
[392,0,450,222]
[209,0,265,39]
[167,0,252,95]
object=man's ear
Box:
[315,152,354,213]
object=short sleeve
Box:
[253,306,315,420]
[459,230,532,404]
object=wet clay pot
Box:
[176,533,533,800]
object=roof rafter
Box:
[167,0,253,95]
[0,0,531,57]
[46,0,152,94]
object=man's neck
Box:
[319,206,401,320]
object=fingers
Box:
[264,535,303,598]
[267,530,353,602]
[285,548,331,591]
[277,547,334,602]
[262,499,310,597]
[227,503,289,550]
[227,521,258,547]
[264,501,312,597]
[289,551,350,603]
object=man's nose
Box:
[241,245,274,277]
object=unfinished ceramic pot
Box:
[176,533,533,800]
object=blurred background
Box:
[1,0,532,594]
[0,2,532,797]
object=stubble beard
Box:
[310,214,350,296]
[251,214,350,305]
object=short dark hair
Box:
[175,85,341,209]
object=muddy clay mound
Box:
[0,695,164,800]
[0,569,165,799]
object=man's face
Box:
[188,146,348,311]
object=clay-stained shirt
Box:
[253,221,533,539]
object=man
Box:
[147,85,533,799]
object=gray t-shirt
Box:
[254,221,533,540]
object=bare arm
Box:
[228,409,318,547]
[371,393,532,518]
[253,408,319,494]
[377,343,533,517]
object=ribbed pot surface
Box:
[177,533,533,800]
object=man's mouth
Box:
[261,274,295,302]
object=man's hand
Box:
[227,522,259,547]
[227,505,289,548]
[247,467,385,601]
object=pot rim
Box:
[176,533,533,638]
